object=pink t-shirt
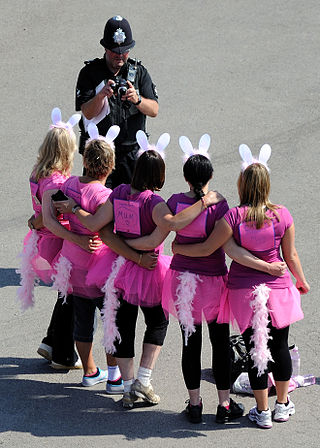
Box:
[224,205,293,289]
[168,193,228,276]
[61,176,111,235]
[109,184,164,239]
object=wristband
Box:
[72,204,81,214]
[134,94,142,106]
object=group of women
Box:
[18,107,309,429]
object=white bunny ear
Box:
[239,144,253,165]
[179,136,194,155]
[67,113,81,128]
[51,107,62,125]
[198,134,211,152]
[259,144,271,164]
[88,123,99,140]
[105,125,120,143]
[136,130,149,151]
[156,133,170,152]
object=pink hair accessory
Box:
[50,107,81,133]
[136,130,170,160]
[179,134,211,163]
[87,123,120,149]
[239,143,271,172]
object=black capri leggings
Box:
[114,297,169,358]
[181,319,231,391]
[242,322,292,390]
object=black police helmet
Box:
[100,15,135,54]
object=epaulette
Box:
[84,58,100,65]
[128,57,142,65]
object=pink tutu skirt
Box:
[218,284,304,333]
[52,241,113,299]
[85,245,119,290]
[162,269,228,324]
[25,230,63,283]
[114,254,172,307]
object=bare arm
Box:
[123,80,158,117]
[172,218,232,257]
[281,224,310,294]
[99,222,158,270]
[42,190,97,252]
[54,198,114,233]
[223,238,287,276]
[125,227,170,251]
[152,191,224,232]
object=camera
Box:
[110,78,128,98]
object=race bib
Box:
[176,202,207,238]
[239,221,275,251]
[114,199,141,235]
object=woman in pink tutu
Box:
[172,143,310,429]
[17,107,94,369]
[54,130,222,408]
[127,134,285,423]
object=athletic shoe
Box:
[273,397,295,422]
[81,367,108,387]
[216,398,245,423]
[185,399,203,423]
[131,379,160,404]
[122,391,138,409]
[51,359,83,370]
[37,343,53,361]
[248,406,273,429]
[106,377,124,395]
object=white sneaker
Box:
[37,343,52,361]
[51,359,83,370]
[82,367,108,387]
[273,397,295,422]
[248,406,272,429]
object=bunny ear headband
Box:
[179,134,211,163]
[136,130,170,160]
[239,143,271,172]
[50,107,81,133]
[87,123,120,148]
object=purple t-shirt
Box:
[109,184,164,239]
[61,176,111,235]
[224,205,293,289]
[168,193,229,276]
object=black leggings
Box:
[114,297,169,358]
[242,323,292,390]
[181,320,231,391]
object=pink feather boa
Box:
[51,255,72,304]
[249,283,274,376]
[101,256,126,354]
[16,230,39,310]
[175,271,200,345]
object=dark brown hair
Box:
[131,150,165,191]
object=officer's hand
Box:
[123,80,139,103]
[99,80,115,99]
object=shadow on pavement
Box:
[0,357,252,439]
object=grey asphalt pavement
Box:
[0,1,319,447]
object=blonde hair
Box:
[238,163,279,229]
[83,139,115,179]
[32,127,77,181]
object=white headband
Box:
[50,107,81,133]
[179,134,211,163]
[136,130,170,160]
[239,143,271,172]
[87,123,120,149]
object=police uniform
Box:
[75,16,158,188]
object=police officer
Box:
[75,15,159,188]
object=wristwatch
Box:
[134,94,142,106]
[72,204,81,214]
